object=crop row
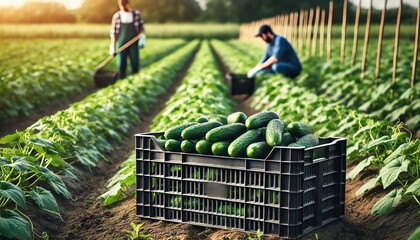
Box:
[101,41,234,205]
[0,41,198,240]
[228,39,419,131]
[0,39,186,121]
[211,40,419,216]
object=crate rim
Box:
[135,131,347,160]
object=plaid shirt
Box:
[110,10,145,38]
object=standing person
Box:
[110,0,146,79]
[247,25,302,79]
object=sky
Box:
[0,0,418,10]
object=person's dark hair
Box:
[119,0,129,5]
[256,25,274,37]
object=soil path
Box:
[0,86,97,136]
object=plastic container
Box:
[94,69,118,88]
[225,73,255,95]
[135,132,346,239]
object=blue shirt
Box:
[260,35,301,69]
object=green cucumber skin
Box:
[227,112,247,124]
[181,121,223,140]
[181,140,197,153]
[211,141,232,156]
[164,122,197,140]
[196,140,213,154]
[266,119,285,147]
[165,139,182,152]
[245,111,279,129]
[246,141,272,159]
[228,130,262,157]
[287,122,313,138]
[205,123,247,142]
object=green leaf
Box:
[3,156,33,172]
[356,176,379,196]
[101,183,124,206]
[0,181,26,209]
[0,133,20,144]
[408,226,420,240]
[383,143,409,164]
[371,189,403,215]
[29,137,54,149]
[405,179,420,196]
[363,136,394,152]
[379,156,409,189]
[29,187,61,217]
[347,156,373,180]
[37,166,72,199]
[0,209,32,240]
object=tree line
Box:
[0,0,417,24]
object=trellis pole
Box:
[392,0,402,84]
[361,0,373,80]
[351,0,361,66]
[312,7,321,56]
[327,1,333,60]
[411,0,420,87]
[341,0,348,64]
[376,0,387,78]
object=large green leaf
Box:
[383,143,409,164]
[408,226,420,240]
[0,209,32,240]
[362,136,394,152]
[0,133,20,144]
[2,156,33,172]
[347,156,373,180]
[356,176,379,196]
[371,189,403,215]
[0,181,26,209]
[405,179,420,196]
[379,156,409,189]
[37,166,71,199]
[29,187,61,217]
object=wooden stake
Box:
[341,0,348,64]
[303,10,308,53]
[299,10,304,54]
[294,12,299,47]
[392,0,402,84]
[312,7,321,56]
[320,10,326,57]
[306,8,314,57]
[412,0,420,88]
[284,15,289,40]
[361,0,372,80]
[351,0,361,66]
[289,12,294,44]
[328,1,333,60]
[376,0,387,78]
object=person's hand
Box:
[109,44,115,56]
[139,34,146,49]
[247,65,262,78]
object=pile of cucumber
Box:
[158,111,319,159]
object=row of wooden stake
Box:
[239,0,419,87]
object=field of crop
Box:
[0,23,419,240]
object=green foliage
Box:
[0,210,32,240]
[124,222,153,240]
[212,39,419,215]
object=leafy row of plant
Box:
[101,41,234,206]
[228,39,419,131]
[212,40,419,216]
[0,39,186,121]
[0,41,198,240]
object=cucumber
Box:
[156,139,167,149]
[197,116,208,123]
[287,122,313,138]
[181,140,196,153]
[228,130,262,157]
[165,139,181,152]
[196,140,213,154]
[164,122,197,140]
[246,141,272,159]
[266,119,284,147]
[280,132,296,146]
[207,114,228,125]
[294,134,319,148]
[227,112,247,124]
[283,120,291,133]
[181,121,223,140]
[205,123,247,142]
[245,111,279,129]
[211,141,231,156]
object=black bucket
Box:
[94,69,119,88]
[225,73,255,95]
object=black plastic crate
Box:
[135,132,346,239]
[225,73,255,95]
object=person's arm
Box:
[260,56,278,69]
[109,13,119,55]
[136,10,146,48]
